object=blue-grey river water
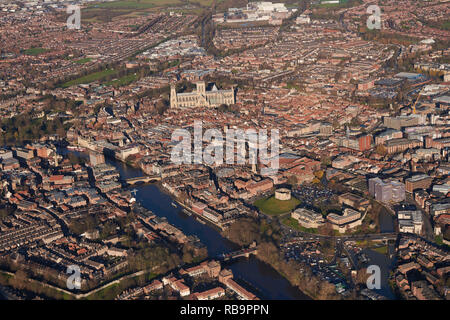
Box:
[106,157,310,300]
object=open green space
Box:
[85,272,157,300]
[83,0,178,23]
[83,0,220,21]
[311,0,362,13]
[254,196,300,216]
[190,0,214,6]
[314,0,349,7]
[132,272,157,283]
[441,20,450,30]
[372,245,388,255]
[0,101,75,146]
[105,73,139,87]
[86,283,120,300]
[354,239,377,247]
[89,0,183,9]
[23,47,48,56]
[435,235,450,249]
[74,58,93,64]
[61,69,116,88]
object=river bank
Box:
[64,147,327,299]
[64,147,396,299]
[107,153,343,299]
[103,156,310,300]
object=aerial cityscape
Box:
[0,0,449,305]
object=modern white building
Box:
[398,210,423,234]
[291,208,324,229]
[247,1,288,13]
[327,208,363,233]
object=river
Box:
[106,157,310,300]
[361,248,396,299]
[363,207,397,299]
[62,148,401,299]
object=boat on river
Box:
[182,208,192,216]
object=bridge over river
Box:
[123,175,161,185]
[217,243,258,262]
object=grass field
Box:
[355,239,375,247]
[189,0,214,6]
[62,69,116,88]
[254,196,300,216]
[313,0,361,9]
[89,0,183,9]
[74,58,92,64]
[105,73,139,87]
[85,272,157,300]
[441,20,450,31]
[23,47,48,56]
[83,0,207,22]
[434,235,450,248]
[86,283,120,300]
[372,245,388,255]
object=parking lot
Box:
[292,185,336,207]
[283,242,351,293]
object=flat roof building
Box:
[369,178,405,203]
[405,174,433,193]
[291,208,324,229]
